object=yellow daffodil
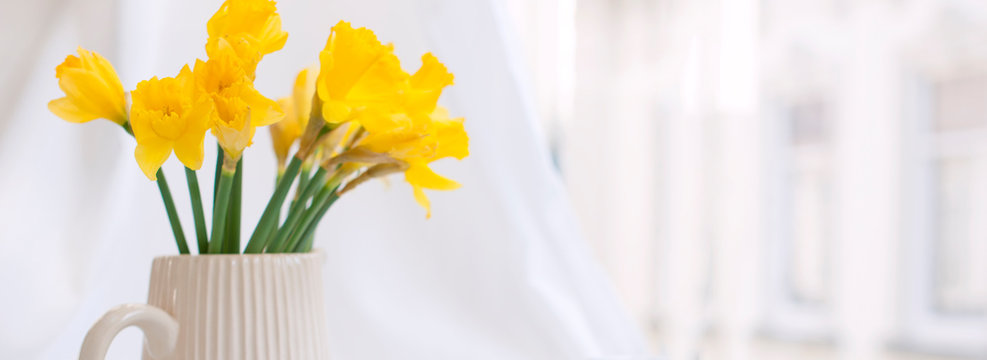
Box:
[374,54,467,216]
[292,64,318,126]
[194,39,283,127]
[341,108,469,216]
[130,65,213,180]
[206,0,288,76]
[317,21,408,125]
[344,107,468,217]
[350,52,460,161]
[326,52,468,217]
[194,36,283,162]
[48,47,128,125]
[211,92,254,161]
[269,66,317,168]
[270,97,297,168]
[406,53,454,114]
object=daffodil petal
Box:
[269,97,297,164]
[358,109,403,134]
[135,137,173,180]
[317,21,408,124]
[241,86,284,126]
[321,99,351,124]
[411,53,454,89]
[345,52,407,105]
[257,14,288,54]
[57,68,124,122]
[205,0,287,72]
[406,53,454,114]
[85,48,126,100]
[405,162,460,190]
[433,114,470,160]
[49,48,127,125]
[292,64,318,126]
[174,127,207,170]
[412,185,431,218]
[47,97,99,123]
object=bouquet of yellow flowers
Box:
[48,0,469,255]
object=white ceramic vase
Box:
[79,252,330,360]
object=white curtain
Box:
[0,0,649,359]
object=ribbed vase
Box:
[79,252,330,360]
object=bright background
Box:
[3,0,987,359]
[503,0,987,359]
[0,0,648,359]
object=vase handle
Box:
[79,303,179,360]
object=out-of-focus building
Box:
[505,0,987,359]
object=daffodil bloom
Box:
[206,0,288,76]
[130,65,213,180]
[194,37,283,161]
[335,106,468,217]
[292,64,318,124]
[211,89,256,161]
[325,52,468,216]
[269,66,318,167]
[194,38,283,126]
[317,21,408,125]
[405,53,454,114]
[48,47,128,125]
[270,97,297,168]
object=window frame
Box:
[896,72,987,356]
[760,95,837,341]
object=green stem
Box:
[212,144,222,211]
[120,122,188,254]
[156,169,190,254]
[223,158,243,253]
[273,170,284,231]
[296,162,313,201]
[275,168,285,189]
[184,167,208,254]
[280,184,336,253]
[243,156,303,253]
[268,168,328,253]
[209,166,236,254]
[292,193,338,253]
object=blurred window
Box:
[933,157,987,314]
[928,76,987,316]
[763,99,834,339]
[900,74,987,355]
[787,101,832,305]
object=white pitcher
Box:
[79,252,330,360]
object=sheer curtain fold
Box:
[0,0,649,358]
